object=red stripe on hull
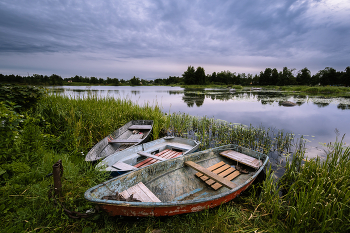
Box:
[101,179,254,217]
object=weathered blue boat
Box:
[96,136,200,176]
[85,144,268,217]
[85,120,153,162]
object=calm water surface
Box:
[52,86,350,158]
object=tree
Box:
[343,66,350,86]
[296,67,311,85]
[154,78,164,85]
[72,75,83,82]
[240,73,252,85]
[318,67,337,86]
[164,76,181,85]
[216,71,231,84]
[277,67,295,86]
[310,73,320,86]
[231,72,239,85]
[90,77,99,84]
[49,74,63,85]
[195,66,206,85]
[207,72,216,84]
[182,66,196,85]
[252,74,260,85]
[130,76,140,86]
[271,68,279,85]
[259,68,272,85]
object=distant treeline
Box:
[0,74,65,85]
[153,66,350,86]
[0,74,148,86]
[1,66,350,86]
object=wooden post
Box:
[53,159,63,197]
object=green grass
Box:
[180,84,234,89]
[280,137,350,231]
[63,82,93,86]
[36,93,165,152]
[228,85,243,89]
[1,93,349,232]
[265,85,350,96]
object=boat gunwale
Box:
[96,136,201,172]
[85,144,269,207]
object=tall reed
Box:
[164,112,294,157]
[282,136,350,231]
[253,136,350,232]
[35,93,165,154]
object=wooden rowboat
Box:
[85,144,268,217]
[85,120,153,162]
[95,136,200,176]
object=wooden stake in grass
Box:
[53,159,63,197]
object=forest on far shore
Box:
[1,66,349,86]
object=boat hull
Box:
[101,179,253,216]
[85,144,268,217]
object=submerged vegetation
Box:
[1,85,349,232]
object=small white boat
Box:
[96,136,200,176]
[85,120,153,162]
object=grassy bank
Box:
[1,93,349,232]
[177,84,350,96]
[180,84,244,89]
[259,85,350,96]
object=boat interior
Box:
[90,148,267,204]
[143,155,257,202]
[114,143,195,171]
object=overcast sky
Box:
[0,0,349,80]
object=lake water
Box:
[51,86,350,158]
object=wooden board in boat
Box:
[220,150,262,169]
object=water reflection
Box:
[48,86,350,158]
[107,90,120,95]
[313,102,330,108]
[168,90,184,95]
[261,100,274,105]
[337,104,350,110]
[182,95,205,107]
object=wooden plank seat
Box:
[112,161,137,171]
[128,125,153,130]
[220,150,262,169]
[120,182,161,202]
[134,149,183,168]
[185,161,240,190]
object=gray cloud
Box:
[0,0,349,79]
